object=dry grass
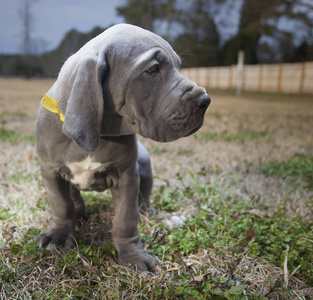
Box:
[0,78,313,299]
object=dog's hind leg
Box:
[137,141,153,214]
[70,184,86,230]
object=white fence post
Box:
[236,50,244,95]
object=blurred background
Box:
[0,0,312,79]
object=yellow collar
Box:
[41,94,65,122]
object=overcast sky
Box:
[0,0,245,55]
[0,0,125,54]
[0,0,309,56]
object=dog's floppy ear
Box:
[62,56,106,153]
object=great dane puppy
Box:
[36,24,210,272]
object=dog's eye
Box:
[146,64,159,76]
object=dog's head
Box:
[57,24,210,153]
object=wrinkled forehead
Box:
[105,25,181,67]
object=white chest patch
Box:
[67,156,105,189]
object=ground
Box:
[0,77,313,299]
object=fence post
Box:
[228,66,232,90]
[216,67,220,89]
[277,64,283,92]
[299,62,306,94]
[258,65,263,92]
[236,50,244,95]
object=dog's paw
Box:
[117,243,160,272]
[36,229,75,252]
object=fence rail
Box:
[181,62,313,94]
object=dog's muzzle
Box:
[183,93,210,137]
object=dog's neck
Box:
[101,114,137,137]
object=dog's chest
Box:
[65,156,112,191]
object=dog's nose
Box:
[194,93,211,110]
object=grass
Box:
[0,128,36,144]
[148,145,168,155]
[1,81,313,299]
[0,110,27,118]
[197,128,268,144]
[1,143,313,299]
[260,155,313,191]
[1,171,313,299]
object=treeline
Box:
[0,0,312,77]
[0,27,105,77]
[116,0,313,67]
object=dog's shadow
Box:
[79,203,114,246]
[78,191,156,247]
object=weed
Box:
[0,111,27,118]
[8,172,33,183]
[148,145,168,155]
[197,128,268,144]
[0,128,36,144]
[0,209,12,221]
[198,132,217,141]
[260,155,313,190]
[220,131,246,144]
[176,149,194,156]
[0,128,21,143]
[152,185,184,211]
[81,191,112,211]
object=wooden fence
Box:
[181,62,313,94]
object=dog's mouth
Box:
[184,119,204,137]
[140,115,204,142]
[168,112,190,132]
[166,110,205,139]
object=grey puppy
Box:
[36,24,210,272]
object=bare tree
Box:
[20,0,31,56]
[19,0,37,77]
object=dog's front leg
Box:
[111,165,159,272]
[36,162,76,252]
